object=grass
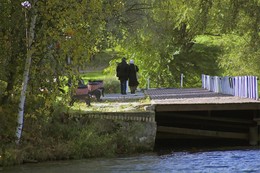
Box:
[80,71,107,81]
[70,97,151,112]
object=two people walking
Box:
[116,57,139,95]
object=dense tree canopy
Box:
[113,0,260,88]
[1,0,259,99]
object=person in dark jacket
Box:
[128,59,139,94]
[116,57,129,95]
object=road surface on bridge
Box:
[146,88,260,104]
[146,88,260,111]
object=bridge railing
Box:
[202,74,259,100]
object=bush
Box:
[103,77,120,94]
[71,126,116,158]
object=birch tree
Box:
[17,1,37,144]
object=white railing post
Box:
[202,74,205,89]
[254,77,258,100]
[147,77,150,89]
[180,73,184,88]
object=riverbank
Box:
[1,90,157,167]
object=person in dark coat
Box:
[116,57,129,95]
[128,59,139,94]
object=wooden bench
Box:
[70,80,104,106]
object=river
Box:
[2,149,260,173]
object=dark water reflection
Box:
[3,149,260,173]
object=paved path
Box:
[102,90,146,101]
[103,88,260,103]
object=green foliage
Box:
[103,77,120,94]
[110,0,220,88]
[216,34,260,77]
[0,80,7,98]
[0,104,20,166]
[15,110,149,162]
[109,0,260,89]
[71,125,116,158]
[1,0,260,105]
[0,105,17,144]
[0,148,23,166]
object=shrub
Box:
[71,126,116,158]
[103,77,120,94]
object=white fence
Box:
[202,74,259,100]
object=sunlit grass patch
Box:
[80,71,106,81]
[69,98,150,112]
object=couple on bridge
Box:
[116,57,139,95]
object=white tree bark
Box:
[16,11,37,144]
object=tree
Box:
[17,0,37,144]
[0,0,129,141]
[113,0,220,88]
[108,0,260,88]
[207,0,260,76]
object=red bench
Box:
[70,80,104,106]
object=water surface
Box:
[3,149,260,173]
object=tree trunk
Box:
[16,11,37,144]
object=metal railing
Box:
[202,74,258,100]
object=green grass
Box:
[70,98,151,112]
[80,71,106,81]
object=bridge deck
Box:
[146,88,260,111]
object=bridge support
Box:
[252,118,260,145]
[249,126,258,145]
